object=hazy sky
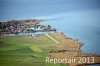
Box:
[0,0,100,20]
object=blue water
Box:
[39,10,100,55]
[0,0,100,20]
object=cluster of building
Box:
[0,19,56,36]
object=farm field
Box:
[0,33,67,66]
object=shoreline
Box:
[47,32,100,66]
[0,19,100,66]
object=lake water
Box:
[39,10,100,55]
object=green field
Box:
[0,35,66,66]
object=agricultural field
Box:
[0,34,66,66]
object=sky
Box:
[0,0,100,20]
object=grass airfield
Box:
[0,33,67,66]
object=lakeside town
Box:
[0,19,56,36]
[0,19,100,66]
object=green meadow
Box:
[0,35,66,66]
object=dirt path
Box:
[45,34,60,43]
